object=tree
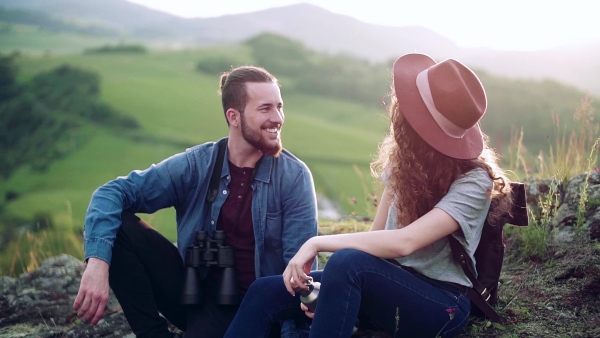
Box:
[0,64,139,179]
[244,33,312,76]
[0,53,21,102]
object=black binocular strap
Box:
[206,138,228,204]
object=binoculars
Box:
[181,230,239,306]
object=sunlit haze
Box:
[126,0,599,51]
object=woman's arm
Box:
[284,206,460,294]
[323,208,459,258]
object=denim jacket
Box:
[83,137,318,277]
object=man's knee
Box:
[111,211,150,262]
[247,275,281,296]
[119,211,142,233]
[116,211,158,244]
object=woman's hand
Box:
[283,237,319,295]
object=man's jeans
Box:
[224,248,471,338]
[109,212,239,338]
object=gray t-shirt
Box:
[384,168,492,287]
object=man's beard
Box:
[240,113,282,157]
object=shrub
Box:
[196,54,246,75]
[84,44,148,54]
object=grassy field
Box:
[1,49,388,244]
[0,23,124,55]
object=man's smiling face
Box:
[240,82,284,157]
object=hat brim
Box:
[393,54,483,160]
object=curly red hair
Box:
[370,89,513,227]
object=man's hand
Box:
[73,258,110,326]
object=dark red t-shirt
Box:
[215,161,256,295]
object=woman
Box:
[223,53,514,338]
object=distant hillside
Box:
[0,1,460,58]
[1,0,599,96]
[191,4,462,61]
[0,0,180,36]
[459,45,600,102]
[0,7,119,36]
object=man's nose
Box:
[272,109,284,124]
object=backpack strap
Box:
[448,236,500,322]
[448,182,528,322]
[206,138,228,204]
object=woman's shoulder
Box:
[454,168,493,189]
[441,168,493,208]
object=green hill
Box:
[0,48,386,243]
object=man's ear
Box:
[226,109,239,126]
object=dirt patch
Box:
[457,236,600,338]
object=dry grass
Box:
[457,237,600,338]
[509,93,599,182]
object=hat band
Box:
[416,70,467,139]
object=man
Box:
[73,65,318,338]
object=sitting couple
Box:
[74,52,514,338]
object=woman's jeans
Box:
[224,248,471,338]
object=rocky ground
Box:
[0,254,133,338]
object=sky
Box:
[126,0,599,51]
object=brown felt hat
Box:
[393,53,487,159]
